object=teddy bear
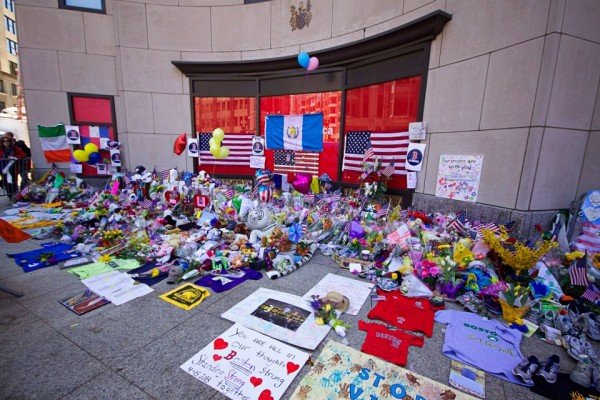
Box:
[234,223,250,237]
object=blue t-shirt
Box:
[435,310,529,386]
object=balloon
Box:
[307,57,319,71]
[216,146,230,159]
[73,149,89,162]
[210,146,220,157]
[209,137,219,148]
[291,173,312,194]
[87,152,102,165]
[297,52,310,69]
[212,128,224,144]
[70,153,80,164]
[173,132,187,155]
[348,219,366,239]
[84,143,98,154]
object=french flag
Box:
[265,113,323,152]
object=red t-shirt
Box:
[358,321,424,366]
[367,289,444,337]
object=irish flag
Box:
[37,124,72,163]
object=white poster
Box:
[436,155,484,203]
[181,323,308,400]
[249,156,265,169]
[407,171,417,189]
[89,126,100,138]
[187,137,199,158]
[221,288,330,350]
[252,136,265,156]
[65,125,81,144]
[405,143,426,172]
[110,149,121,166]
[70,163,83,174]
[408,121,426,140]
[96,163,108,175]
[302,273,374,316]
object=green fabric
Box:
[37,124,66,138]
[67,259,140,280]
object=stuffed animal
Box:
[234,223,250,237]
[206,227,223,242]
[246,207,280,243]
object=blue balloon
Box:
[87,151,102,165]
[297,52,310,69]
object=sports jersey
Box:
[358,321,424,366]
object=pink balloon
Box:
[307,57,319,71]
[291,173,312,194]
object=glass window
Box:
[6,38,17,55]
[0,101,5,110]
[0,80,4,93]
[4,16,16,35]
[259,92,342,181]
[9,61,17,76]
[11,83,17,96]
[343,76,421,190]
[59,0,105,13]
[4,0,13,13]
[194,96,256,176]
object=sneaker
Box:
[579,313,600,341]
[554,314,573,333]
[513,355,540,384]
[542,309,557,328]
[536,355,560,383]
[571,357,593,387]
[563,328,599,362]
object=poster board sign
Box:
[252,136,265,156]
[290,340,477,400]
[302,273,374,316]
[66,125,80,144]
[221,288,330,350]
[160,283,210,310]
[435,155,483,203]
[250,156,266,169]
[408,121,426,140]
[405,143,426,172]
[187,137,199,158]
[181,323,308,400]
[110,149,121,166]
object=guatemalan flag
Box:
[265,113,323,152]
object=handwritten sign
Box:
[250,156,266,169]
[435,155,483,203]
[408,121,426,140]
[181,323,308,400]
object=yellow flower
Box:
[315,317,325,325]
[98,254,112,263]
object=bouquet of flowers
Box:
[414,259,441,288]
[499,283,531,324]
[307,294,350,337]
[359,158,391,201]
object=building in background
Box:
[12,0,600,238]
[0,0,19,112]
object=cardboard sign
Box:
[165,190,181,205]
[252,136,265,156]
[110,149,121,166]
[181,323,308,400]
[187,137,199,158]
[250,156,266,169]
[193,194,210,210]
[408,121,426,140]
[405,143,426,172]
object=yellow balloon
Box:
[216,146,230,159]
[84,143,99,154]
[209,137,218,148]
[210,143,220,153]
[73,149,89,162]
[212,128,224,144]
[210,146,220,157]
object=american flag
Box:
[573,222,600,254]
[377,204,390,218]
[342,131,370,171]
[447,210,468,234]
[363,147,374,163]
[387,224,411,245]
[498,220,517,232]
[18,186,29,197]
[223,189,234,200]
[581,284,600,303]
[342,131,409,175]
[382,159,395,177]
[155,170,170,181]
[48,164,59,179]
[472,222,500,239]
[569,254,589,286]
[139,198,154,210]
[304,194,315,203]
[118,191,129,203]
[273,150,319,175]
[199,132,253,166]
